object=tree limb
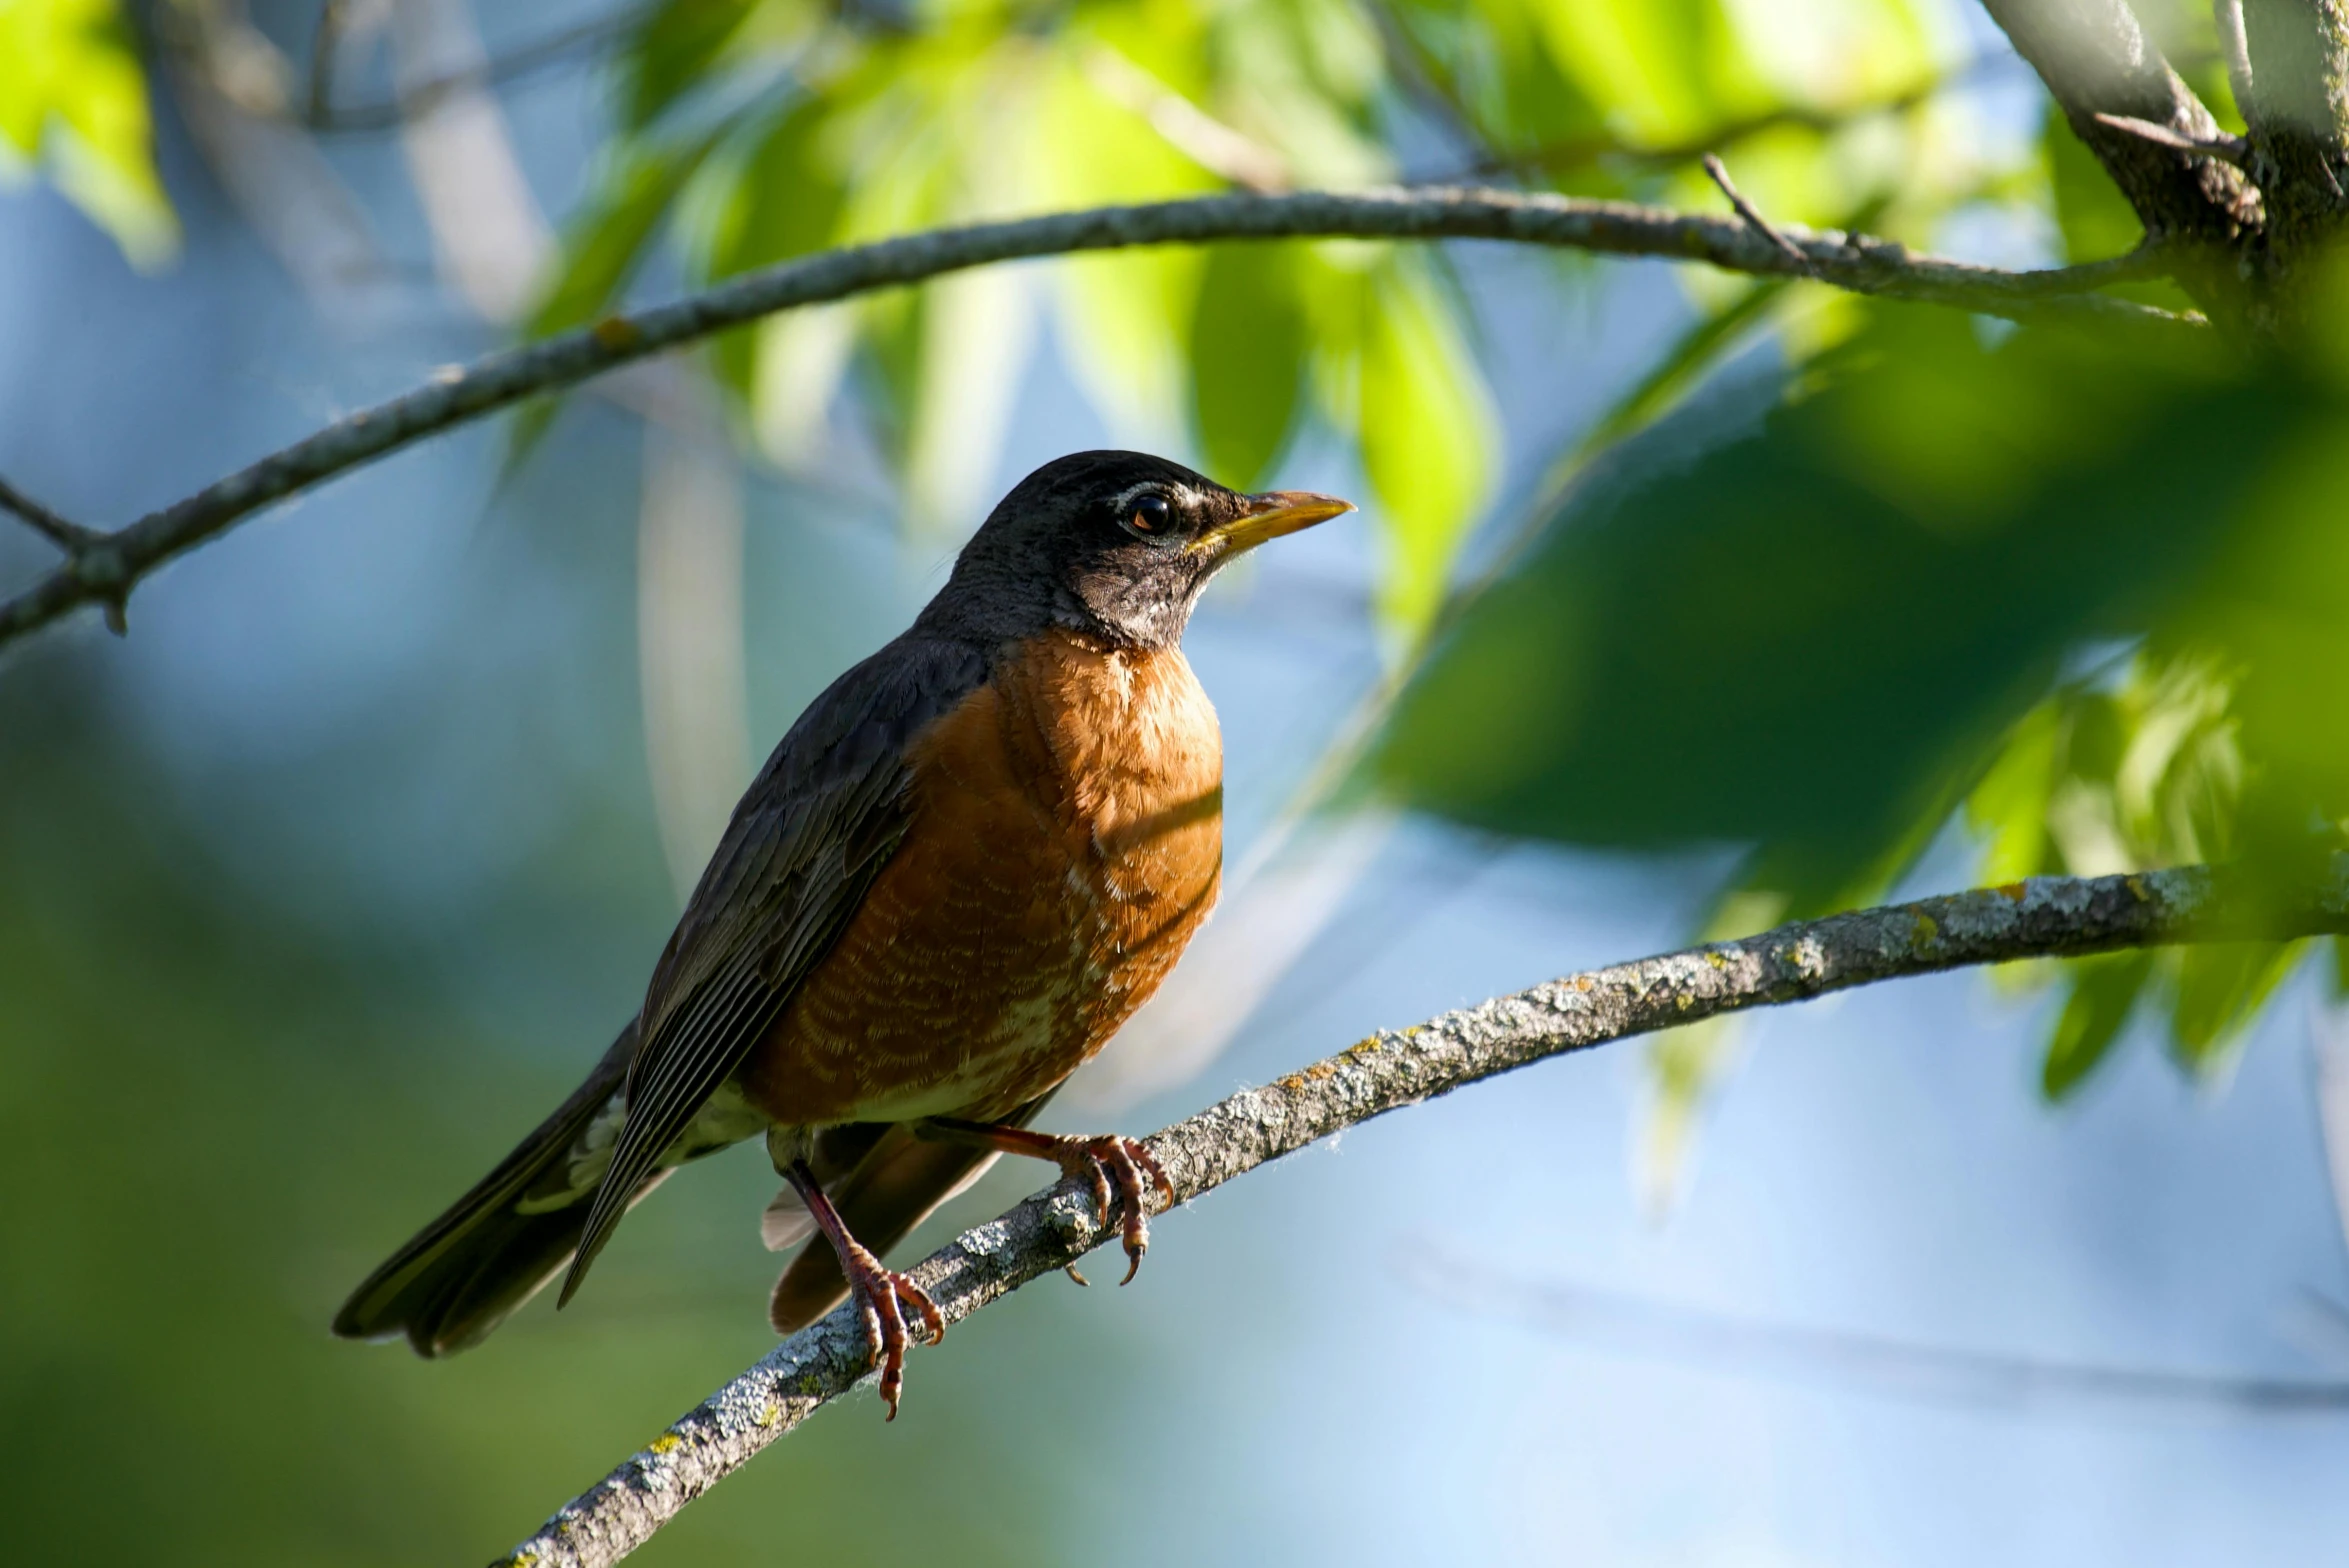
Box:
[0,186,2191,659]
[1979,0,2262,251]
[2237,0,2349,244]
[493,863,2349,1568]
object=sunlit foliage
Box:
[15,0,2334,1102]
[0,0,176,264]
[527,0,1970,646]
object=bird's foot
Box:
[1053,1134,1175,1283]
[919,1120,1175,1284]
[784,1157,941,1419]
[836,1235,943,1420]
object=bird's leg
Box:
[782,1157,942,1420]
[916,1119,1175,1285]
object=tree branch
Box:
[0,476,126,634]
[1700,154,1817,273]
[0,186,2188,659]
[0,475,101,554]
[494,863,2349,1568]
[2237,0,2349,244]
[2095,111,2254,167]
[1980,0,2263,254]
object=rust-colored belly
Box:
[737,630,1223,1127]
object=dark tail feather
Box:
[768,1092,1056,1335]
[333,1024,637,1357]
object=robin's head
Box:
[922,451,1353,650]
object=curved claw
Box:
[1066,1135,1165,1286]
[911,1120,1178,1293]
[844,1251,942,1421]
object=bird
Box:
[332,450,1352,1416]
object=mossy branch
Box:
[1,185,2177,655]
[494,862,2348,1568]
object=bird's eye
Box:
[1122,493,1173,539]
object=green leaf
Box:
[616,0,759,133]
[1968,701,2061,888]
[1574,279,1787,462]
[2043,104,2143,263]
[1189,245,1308,491]
[0,0,175,265]
[2041,951,2153,1100]
[1529,0,1735,141]
[2170,941,2301,1075]
[1358,256,1496,649]
[525,133,723,341]
[698,99,849,397]
[1367,304,2274,909]
[502,127,729,475]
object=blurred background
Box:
[8,0,2349,1563]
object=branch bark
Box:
[494,863,2349,1568]
[0,186,2181,658]
[2237,0,2349,247]
[1980,1,2262,262]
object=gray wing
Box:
[556,633,989,1306]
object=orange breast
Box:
[737,629,1224,1128]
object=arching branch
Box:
[0,186,2179,656]
[493,863,2349,1568]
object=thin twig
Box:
[0,186,2187,658]
[306,4,643,134]
[495,863,2349,1568]
[1451,56,2005,184]
[1402,1246,2349,1418]
[0,475,101,554]
[1701,153,1815,274]
[2094,111,2253,168]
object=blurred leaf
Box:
[1367,306,2278,911]
[1530,0,1739,141]
[2041,950,2153,1099]
[617,0,761,133]
[1189,244,1308,490]
[2170,940,2299,1075]
[1968,700,2061,887]
[502,127,731,474]
[1371,292,2349,1084]
[1573,278,1787,462]
[1359,255,1497,648]
[700,97,848,396]
[527,131,731,341]
[2043,105,2142,263]
[1034,48,1217,444]
[0,0,175,265]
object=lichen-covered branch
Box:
[1979,0,2262,257]
[0,186,2180,657]
[495,863,2349,1568]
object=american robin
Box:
[333,451,1351,1415]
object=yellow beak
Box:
[1193,490,1356,557]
